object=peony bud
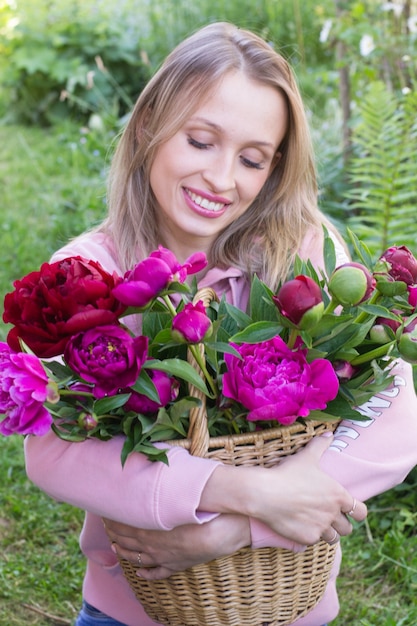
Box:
[397,318,417,363]
[370,311,403,344]
[172,301,212,344]
[328,263,376,306]
[379,246,417,286]
[370,324,396,344]
[78,412,98,431]
[333,360,358,382]
[273,275,324,329]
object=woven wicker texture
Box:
[119,288,339,625]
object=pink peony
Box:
[0,342,54,436]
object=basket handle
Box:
[187,287,219,456]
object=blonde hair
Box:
[100,21,335,288]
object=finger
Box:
[103,518,140,540]
[137,566,175,580]
[332,514,353,538]
[321,528,340,545]
[112,543,151,568]
[302,431,334,458]
[106,531,146,553]
[343,497,367,522]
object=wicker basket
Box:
[119,288,339,626]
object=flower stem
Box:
[162,294,178,317]
[189,344,218,398]
[59,389,93,397]
[287,328,299,349]
[323,300,339,315]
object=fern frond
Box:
[346,82,417,254]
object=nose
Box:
[202,151,236,193]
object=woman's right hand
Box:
[104,513,251,579]
[200,433,367,546]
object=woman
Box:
[24,22,417,626]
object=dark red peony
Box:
[3,257,126,358]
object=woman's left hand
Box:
[103,513,251,580]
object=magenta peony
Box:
[113,247,207,308]
[64,326,149,398]
[222,336,339,425]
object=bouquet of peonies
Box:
[2,228,417,465]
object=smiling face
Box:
[149,71,288,261]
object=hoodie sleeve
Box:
[24,432,221,530]
[320,358,417,501]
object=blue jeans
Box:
[74,601,128,626]
[74,601,329,626]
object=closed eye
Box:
[240,156,264,170]
[188,134,264,169]
[187,136,210,150]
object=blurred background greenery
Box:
[1,1,417,624]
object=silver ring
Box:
[137,552,143,567]
[347,498,357,517]
[328,530,339,545]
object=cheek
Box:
[239,171,270,204]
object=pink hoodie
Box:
[24,231,417,626]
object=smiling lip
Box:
[183,187,230,218]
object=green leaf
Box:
[357,303,400,318]
[144,359,209,395]
[347,228,374,268]
[224,302,253,328]
[323,225,337,277]
[323,396,370,421]
[229,321,282,344]
[131,369,160,403]
[43,359,75,381]
[208,341,242,358]
[94,394,131,414]
[249,275,277,322]
[51,424,86,442]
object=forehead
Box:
[184,72,288,149]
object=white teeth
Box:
[188,190,224,212]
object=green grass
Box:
[0,436,84,626]
[1,122,417,626]
[0,122,110,341]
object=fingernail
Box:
[321,431,333,438]
[110,542,117,554]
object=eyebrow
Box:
[189,116,276,150]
